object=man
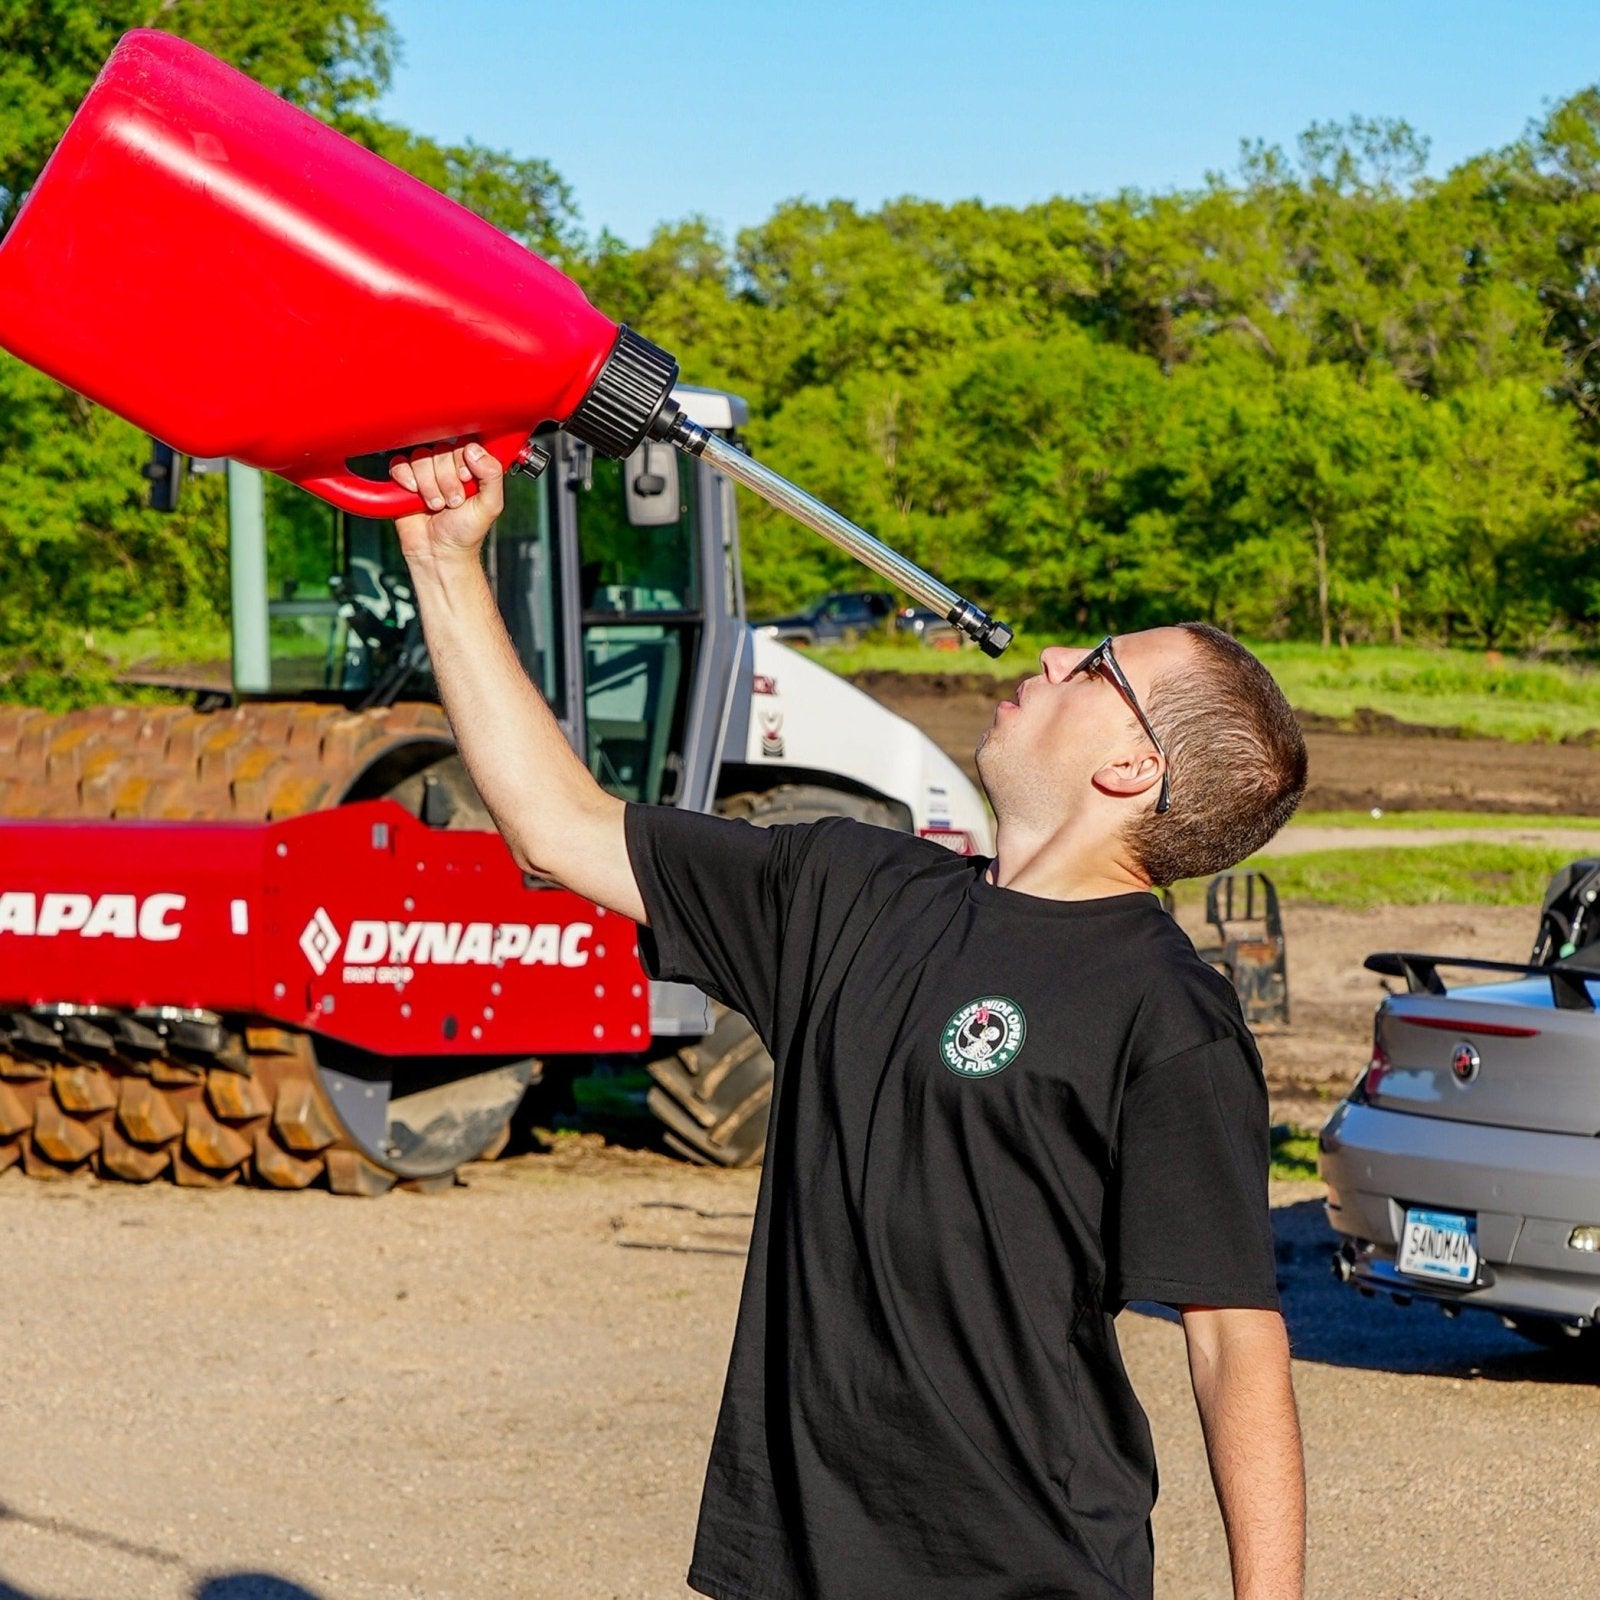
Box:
[390,441,1309,1600]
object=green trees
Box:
[3,12,1600,695]
[625,107,1600,648]
[0,2,577,697]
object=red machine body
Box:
[0,802,649,1056]
[0,30,621,515]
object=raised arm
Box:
[1180,1306,1305,1600]
[390,443,646,924]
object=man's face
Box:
[975,627,1195,831]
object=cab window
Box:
[578,450,698,804]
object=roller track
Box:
[0,701,455,820]
[0,701,506,1192]
[0,1012,459,1192]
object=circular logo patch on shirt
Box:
[940,997,1027,1077]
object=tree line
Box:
[3,5,1600,703]
[586,112,1600,648]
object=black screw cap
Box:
[564,326,680,459]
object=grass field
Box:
[1258,644,1600,741]
[100,621,233,668]
[78,621,1600,743]
[813,637,1600,742]
[1269,1127,1321,1182]
[1204,841,1578,910]
[1290,809,1600,831]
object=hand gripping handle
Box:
[289,426,538,517]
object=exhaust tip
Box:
[1331,1241,1358,1283]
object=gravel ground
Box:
[1,1144,1597,1600]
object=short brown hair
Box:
[1124,623,1307,887]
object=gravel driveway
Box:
[1,1144,1596,1599]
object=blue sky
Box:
[378,1,1597,245]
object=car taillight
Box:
[920,827,977,855]
[1396,1014,1539,1038]
[1359,1017,1389,1101]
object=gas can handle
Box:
[290,427,536,518]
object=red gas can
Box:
[0,30,675,514]
[0,31,1014,652]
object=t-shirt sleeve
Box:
[1107,1031,1280,1311]
[623,802,805,1041]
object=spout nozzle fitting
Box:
[673,425,1014,658]
[978,618,1014,658]
[947,602,1014,658]
[649,400,709,456]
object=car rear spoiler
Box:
[1365,951,1597,1012]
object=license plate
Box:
[1398,1208,1478,1284]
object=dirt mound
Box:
[852,671,1600,814]
[1295,705,1465,739]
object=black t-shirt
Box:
[625,805,1278,1600]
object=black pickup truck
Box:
[753,590,897,646]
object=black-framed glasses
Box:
[1068,637,1171,815]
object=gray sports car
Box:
[1319,858,1600,1349]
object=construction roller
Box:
[0,710,656,1190]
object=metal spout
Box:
[654,408,1013,657]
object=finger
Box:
[410,449,444,511]
[466,441,504,486]
[434,447,464,508]
[464,442,505,519]
[389,456,419,494]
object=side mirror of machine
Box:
[623,439,681,528]
[143,439,185,512]
[143,444,227,511]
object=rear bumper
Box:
[1318,1099,1600,1328]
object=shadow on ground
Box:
[1133,1200,1599,1385]
[0,1574,321,1600]
[0,1501,324,1600]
